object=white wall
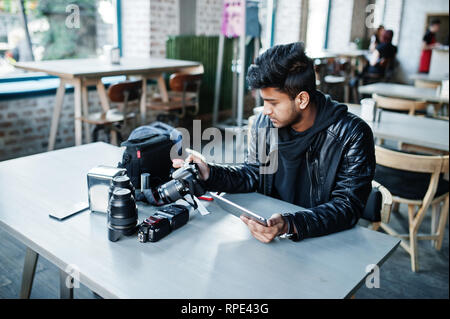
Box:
[273,0,303,45]
[121,0,151,58]
[327,0,354,50]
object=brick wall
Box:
[273,0,303,45]
[196,0,223,35]
[0,90,102,161]
[0,84,159,161]
[327,0,354,50]
[383,0,403,46]
[150,0,180,58]
[122,0,151,58]
[305,0,329,53]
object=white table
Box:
[348,104,449,152]
[358,83,449,104]
[0,142,400,299]
[410,73,448,84]
[15,58,201,150]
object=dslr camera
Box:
[147,162,206,205]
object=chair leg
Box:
[435,195,449,251]
[431,202,439,247]
[392,202,400,213]
[408,205,419,272]
[409,227,419,272]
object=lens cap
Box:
[113,175,131,187]
[113,188,131,199]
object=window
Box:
[0,0,117,78]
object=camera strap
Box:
[183,190,198,210]
[140,189,166,206]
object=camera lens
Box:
[157,179,186,203]
[107,188,138,242]
[109,175,135,201]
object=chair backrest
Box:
[375,145,449,215]
[169,73,203,92]
[372,93,427,115]
[168,64,204,92]
[108,80,143,103]
[414,79,440,89]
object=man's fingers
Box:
[172,159,185,168]
[240,215,250,225]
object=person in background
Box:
[419,19,441,73]
[369,25,385,52]
[368,29,397,76]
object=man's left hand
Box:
[240,213,287,243]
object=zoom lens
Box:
[107,188,138,242]
[157,179,187,203]
[109,175,135,201]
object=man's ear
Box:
[295,91,310,110]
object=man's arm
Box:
[290,121,376,241]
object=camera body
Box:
[155,163,205,204]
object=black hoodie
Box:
[272,91,348,207]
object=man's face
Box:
[430,24,440,33]
[260,87,300,128]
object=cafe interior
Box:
[0,0,449,300]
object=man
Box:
[173,42,375,243]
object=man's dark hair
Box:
[431,18,441,26]
[381,29,394,44]
[247,42,316,102]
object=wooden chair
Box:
[373,93,427,116]
[374,145,449,272]
[414,79,441,89]
[414,80,446,117]
[148,65,203,126]
[78,79,142,145]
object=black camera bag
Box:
[118,122,182,190]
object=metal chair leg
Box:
[20,247,38,299]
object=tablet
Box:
[210,192,269,225]
[210,192,306,226]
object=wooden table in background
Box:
[15,58,200,150]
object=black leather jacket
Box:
[203,106,376,241]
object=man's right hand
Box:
[172,154,210,181]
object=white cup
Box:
[360,98,376,122]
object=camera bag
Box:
[118,122,182,190]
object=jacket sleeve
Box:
[201,115,264,193]
[290,122,376,241]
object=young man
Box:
[173,42,376,243]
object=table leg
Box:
[73,78,83,146]
[140,75,147,124]
[59,269,74,299]
[157,75,169,102]
[81,81,91,144]
[47,79,66,151]
[96,79,110,113]
[19,247,38,299]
